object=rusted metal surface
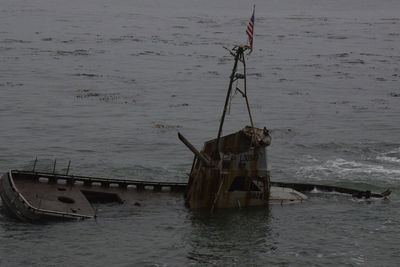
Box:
[0,171,94,221]
[178,133,213,167]
[181,126,274,210]
[0,170,186,222]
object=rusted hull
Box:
[0,172,41,221]
[0,170,186,222]
[0,171,96,222]
[0,169,390,222]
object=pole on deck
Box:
[32,157,38,172]
[66,160,71,175]
[52,159,57,174]
[214,46,243,160]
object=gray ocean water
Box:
[1,0,399,265]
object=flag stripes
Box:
[246,6,255,54]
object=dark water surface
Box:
[1,0,399,265]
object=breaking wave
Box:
[376,147,400,164]
[376,156,400,164]
[300,157,400,182]
[298,145,400,183]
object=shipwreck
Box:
[0,46,390,222]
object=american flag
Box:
[246,6,255,54]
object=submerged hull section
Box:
[214,187,308,208]
[0,172,41,221]
[0,171,95,221]
[0,170,186,222]
[0,169,389,222]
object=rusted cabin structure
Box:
[183,126,273,209]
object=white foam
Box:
[376,147,400,164]
[387,147,400,154]
[376,156,400,164]
[310,186,319,193]
[309,187,349,196]
[300,158,400,179]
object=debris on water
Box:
[155,124,181,129]
[169,103,189,107]
[288,90,309,96]
[56,49,90,56]
[75,89,135,104]
[0,38,31,44]
[73,73,103,78]
[208,70,219,76]
[336,52,350,58]
[0,82,24,87]
[76,91,101,98]
[390,92,400,97]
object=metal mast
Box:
[214,45,255,159]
